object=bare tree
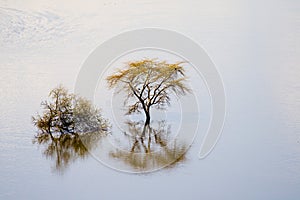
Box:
[106,59,190,125]
[32,85,109,138]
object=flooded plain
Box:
[0,0,299,199]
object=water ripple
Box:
[0,7,74,48]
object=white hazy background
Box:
[0,0,299,200]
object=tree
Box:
[106,59,190,125]
[32,85,109,139]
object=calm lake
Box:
[0,0,299,199]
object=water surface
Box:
[0,0,299,199]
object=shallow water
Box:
[0,0,299,199]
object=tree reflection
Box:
[32,86,109,173]
[109,121,187,171]
[33,131,104,173]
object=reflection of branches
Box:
[32,85,110,173]
[124,120,169,153]
[110,121,187,171]
[33,132,103,173]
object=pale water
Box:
[0,0,299,199]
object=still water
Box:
[0,0,299,199]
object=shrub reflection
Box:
[33,131,104,173]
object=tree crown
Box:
[106,59,190,117]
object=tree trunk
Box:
[145,110,150,126]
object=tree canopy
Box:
[106,59,190,125]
